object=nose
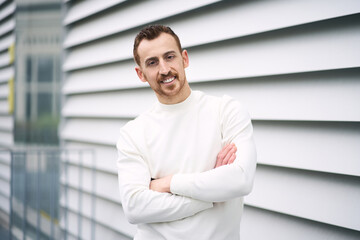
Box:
[159,59,170,75]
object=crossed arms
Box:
[116,97,257,224]
[150,143,238,193]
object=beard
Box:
[153,71,183,97]
[142,69,190,104]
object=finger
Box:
[216,144,233,166]
[215,144,237,168]
[221,146,237,165]
[227,153,236,165]
[219,144,232,156]
[219,144,235,158]
[215,157,223,168]
[224,145,236,161]
[215,144,231,168]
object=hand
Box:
[150,175,173,193]
[215,143,237,168]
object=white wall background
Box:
[60,0,360,239]
[0,0,15,147]
[0,0,15,231]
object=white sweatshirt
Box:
[116,90,257,240]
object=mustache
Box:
[159,72,177,80]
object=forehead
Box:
[137,33,180,61]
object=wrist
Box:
[164,175,173,192]
[150,175,173,193]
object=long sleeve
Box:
[170,96,257,202]
[117,124,213,224]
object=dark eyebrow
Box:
[163,51,176,57]
[144,50,177,65]
[145,57,158,64]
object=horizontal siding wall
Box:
[61,0,360,239]
[0,0,15,147]
[0,0,15,233]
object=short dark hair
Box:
[133,25,182,66]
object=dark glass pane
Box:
[38,56,53,82]
[26,92,31,120]
[37,93,52,117]
[26,56,32,83]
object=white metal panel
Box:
[0,99,9,113]
[62,89,155,119]
[0,130,12,147]
[63,22,360,112]
[64,0,126,25]
[0,52,10,68]
[170,0,360,49]
[0,18,15,36]
[17,0,58,5]
[186,19,360,83]
[0,150,10,215]
[60,187,89,217]
[0,115,13,131]
[92,195,136,237]
[61,0,360,238]
[60,209,82,239]
[62,71,360,122]
[61,207,132,240]
[21,203,62,238]
[60,148,95,168]
[92,168,119,203]
[63,67,360,123]
[95,223,132,240]
[63,34,134,71]
[63,141,118,174]
[62,164,120,203]
[0,151,10,164]
[60,190,93,240]
[61,187,136,237]
[253,121,360,177]
[246,165,360,231]
[0,2,15,21]
[0,66,13,83]
[240,206,360,240]
[60,118,360,177]
[0,82,9,98]
[63,0,220,47]
[0,0,14,159]
[0,178,9,196]
[0,194,9,213]
[0,162,10,180]
[63,0,360,71]
[0,34,14,52]
[192,70,360,122]
[61,118,127,145]
[63,61,141,94]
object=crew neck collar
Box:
[156,90,195,112]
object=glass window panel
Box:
[38,56,53,82]
[26,56,32,83]
[37,93,52,117]
[26,92,31,120]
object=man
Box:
[117,25,257,240]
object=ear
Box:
[182,50,189,68]
[135,66,147,83]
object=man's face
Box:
[135,33,190,104]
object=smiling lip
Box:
[161,76,176,84]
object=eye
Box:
[146,60,157,67]
[166,54,175,60]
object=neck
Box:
[157,83,191,105]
